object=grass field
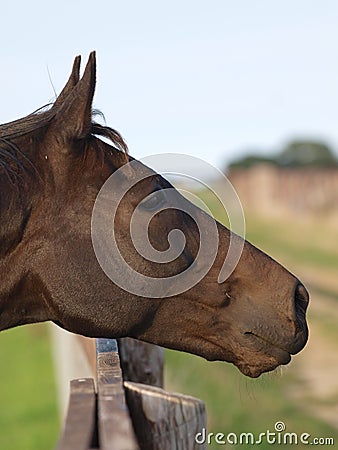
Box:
[0,324,59,450]
[0,206,337,449]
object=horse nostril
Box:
[294,282,309,318]
[291,282,309,349]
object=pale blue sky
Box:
[1,0,337,170]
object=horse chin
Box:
[236,360,281,378]
[228,329,294,378]
[196,334,291,378]
[236,347,292,378]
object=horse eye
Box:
[140,189,166,212]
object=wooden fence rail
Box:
[55,338,206,450]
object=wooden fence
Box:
[55,337,206,450]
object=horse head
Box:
[0,52,309,377]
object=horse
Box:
[0,52,309,378]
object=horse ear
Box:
[52,55,81,109]
[51,51,96,142]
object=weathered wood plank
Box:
[124,382,206,450]
[55,378,96,450]
[118,338,164,388]
[96,338,139,450]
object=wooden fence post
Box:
[124,382,206,450]
[55,378,96,450]
[118,338,164,387]
[55,337,206,450]
[96,339,139,450]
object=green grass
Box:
[0,324,59,450]
[244,215,338,270]
[310,310,338,341]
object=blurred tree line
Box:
[228,140,338,169]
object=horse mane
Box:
[0,106,55,140]
[0,105,128,184]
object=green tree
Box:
[228,154,276,170]
[227,140,338,170]
[277,140,338,167]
